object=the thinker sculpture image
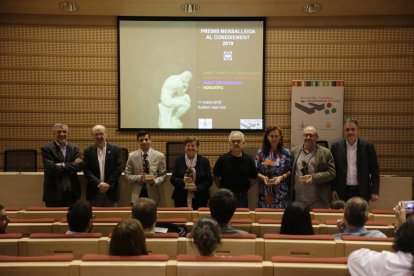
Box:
[158,71,193,128]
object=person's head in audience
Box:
[344,197,369,228]
[66,201,93,234]
[280,201,314,235]
[192,217,221,256]
[0,204,11,234]
[132,198,157,233]
[109,219,148,256]
[209,189,237,225]
[394,218,414,256]
[330,199,346,210]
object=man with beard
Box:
[291,126,336,209]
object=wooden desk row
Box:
[0,233,394,260]
[6,207,398,225]
[5,218,395,237]
[0,254,351,276]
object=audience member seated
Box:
[330,199,346,210]
[66,201,94,234]
[280,201,314,235]
[132,198,157,233]
[334,197,386,239]
[0,204,11,234]
[348,218,414,276]
[132,198,187,236]
[192,217,221,256]
[209,189,247,234]
[109,219,148,256]
[393,201,413,232]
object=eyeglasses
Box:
[231,139,243,144]
[303,133,316,138]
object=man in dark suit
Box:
[41,123,85,207]
[331,119,380,203]
[83,125,122,207]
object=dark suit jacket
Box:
[83,143,123,202]
[41,141,84,203]
[170,155,213,208]
[330,139,380,201]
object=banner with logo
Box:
[291,80,344,147]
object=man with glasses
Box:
[125,130,166,205]
[331,119,380,203]
[213,131,258,208]
[291,126,336,209]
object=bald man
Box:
[83,125,123,207]
[290,126,336,209]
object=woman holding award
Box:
[170,136,213,209]
[256,126,292,208]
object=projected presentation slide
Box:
[118,17,265,131]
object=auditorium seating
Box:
[339,235,394,256]
[22,207,68,220]
[0,233,24,256]
[197,207,253,220]
[92,207,132,219]
[271,256,349,276]
[157,207,194,221]
[175,254,269,276]
[320,220,394,236]
[252,219,321,237]
[19,233,108,259]
[254,208,285,222]
[369,209,397,225]
[53,218,122,235]
[80,253,172,276]
[4,207,22,219]
[145,233,184,258]
[7,218,57,235]
[0,254,76,276]
[263,234,338,260]
[311,208,344,222]
[185,233,263,257]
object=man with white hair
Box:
[83,125,123,207]
[213,131,257,208]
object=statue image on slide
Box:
[158,71,193,128]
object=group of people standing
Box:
[41,118,380,210]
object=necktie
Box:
[143,153,149,174]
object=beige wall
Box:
[0,15,413,197]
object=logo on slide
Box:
[199,118,213,129]
[295,101,336,115]
[223,51,233,61]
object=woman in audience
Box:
[170,136,213,209]
[348,218,414,276]
[192,217,221,256]
[280,201,314,235]
[256,126,291,208]
[109,219,148,256]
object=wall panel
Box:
[0,21,413,196]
